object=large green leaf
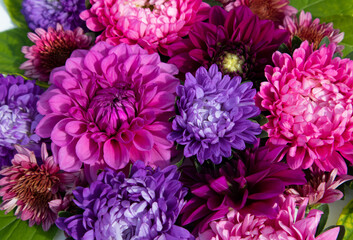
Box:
[203,0,222,6]
[3,0,29,29]
[290,0,353,56]
[0,28,32,75]
[0,209,58,240]
[337,199,353,240]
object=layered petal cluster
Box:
[198,195,340,240]
[221,0,297,25]
[35,42,179,172]
[0,74,42,167]
[180,144,306,235]
[257,41,353,174]
[287,167,353,206]
[80,0,210,54]
[0,144,78,231]
[283,11,344,53]
[168,6,289,83]
[168,64,261,164]
[56,161,192,240]
[20,24,92,81]
[21,0,87,31]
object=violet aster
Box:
[168,6,289,83]
[56,161,192,240]
[0,74,42,168]
[168,64,261,164]
[35,41,179,172]
[0,144,79,231]
[21,0,87,31]
[179,143,306,235]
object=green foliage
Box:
[0,209,58,240]
[290,0,353,56]
[3,0,29,29]
[0,28,31,75]
[314,204,329,236]
[203,0,222,6]
[337,199,353,239]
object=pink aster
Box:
[220,0,297,25]
[80,0,210,55]
[282,11,344,54]
[35,41,179,172]
[20,24,92,82]
[198,195,340,240]
[0,144,78,231]
[257,41,353,175]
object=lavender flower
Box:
[0,74,42,167]
[168,64,261,164]
[21,0,86,31]
[56,161,192,240]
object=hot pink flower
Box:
[80,0,210,54]
[35,42,179,172]
[257,41,353,175]
[198,196,340,240]
[282,11,344,53]
[0,144,78,231]
[20,24,92,81]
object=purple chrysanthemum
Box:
[0,74,42,168]
[56,161,192,240]
[180,143,306,235]
[21,0,87,31]
[168,64,261,164]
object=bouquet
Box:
[0,0,353,239]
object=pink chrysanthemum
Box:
[221,0,297,25]
[0,144,78,231]
[20,24,92,81]
[35,42,179,172]
[257,41,353,174]
[80,0,210,54]
[282,11,344,53]
[198,196,340,240]
[287,167,353,206]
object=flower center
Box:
[248,0,284,22]
[89,86,136,135]
[222,52,245,74]
[295,26,326,50]
[128,0,166,11]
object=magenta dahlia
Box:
[20,24,92,81]
[35,41,179,172]
[0,144,78,231]
[168,6,289,83]
[180,143,306,235]
[80,0,210,54]
[257,41,353,175]
[282,10,344,53]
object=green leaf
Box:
[324,225,345,240]
[290,0,353,56]
[0,28,31,75]
[0,209,58,240]
[344,51,353,60]
[256,130,268,139]
[314,204,329,236]
[319,36,330,47]
[203,0,222,6]
[337,199,353,239]
[3,0,29,29]
[291,36,303,52]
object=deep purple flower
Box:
[180,143,306,235]
[56,161,193,240]
[21,0,87,31]
[0,74,42,168]
[168,64,261,164]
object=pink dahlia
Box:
[0,144,78,231]
[257,41,353,175]
[35,42,179,172]
[287,167,353,206]
[80,0,210,54]
[198,195,340,240]
[168,6,289,83]
[20,24,92,81]
[282,11,344,53]
[221,0,297,25]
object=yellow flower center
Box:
[222,52,245,74]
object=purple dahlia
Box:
[180,143,306,235]
[168,6,289,83]
[0,74,42,168]
[56,161,192,240]
[168,64,261,164]
[21,0,87,31]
